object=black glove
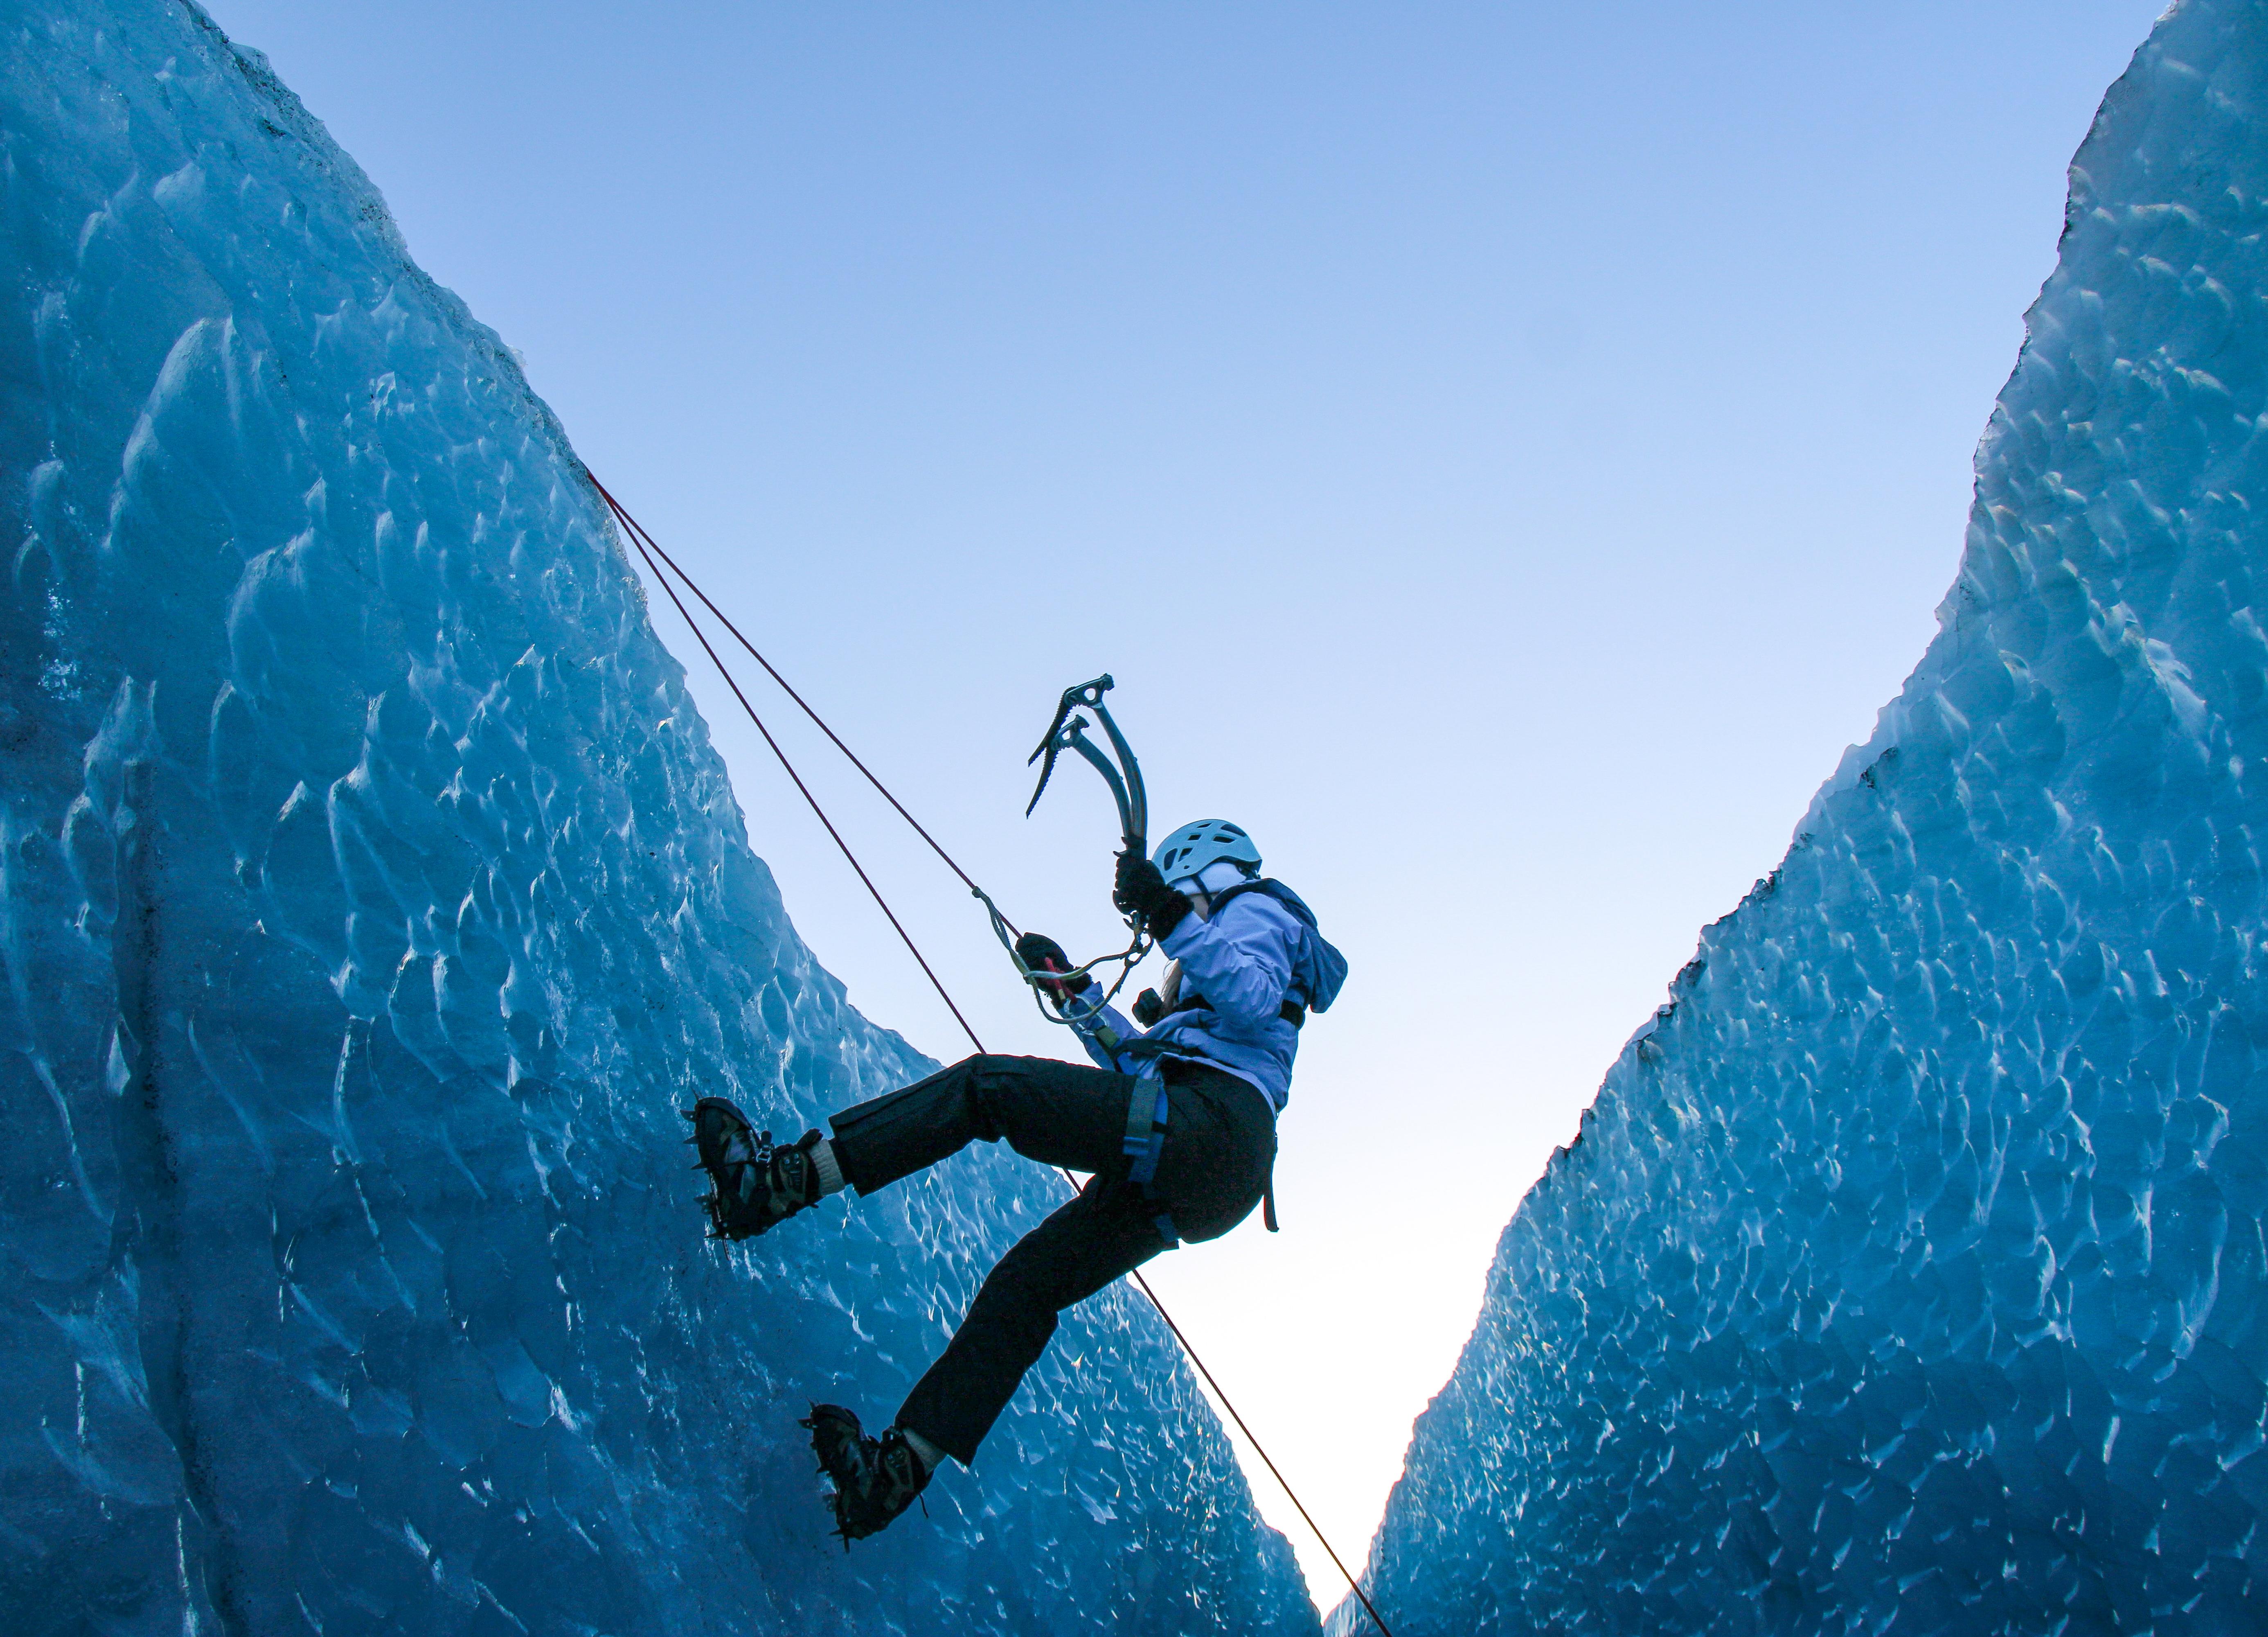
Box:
[1113,850,1191,940]
[1014,931,1092,1002]
[1131,988,1165,1028]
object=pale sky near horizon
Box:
[202,0,2167,1609]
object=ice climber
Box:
[689,819,1347,1542]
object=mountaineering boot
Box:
[802,1404,932,1543]
[687,1097,828,1240]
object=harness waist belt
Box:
[1165,994,1305,1028]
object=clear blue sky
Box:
[202,0,2165,1605]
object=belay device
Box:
[977,674,1153,1030]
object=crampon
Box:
[685,1097,824,1240]
[801,1403,930,1544]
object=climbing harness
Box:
[1131,877,1345,1242]
[585,470,1394,1637]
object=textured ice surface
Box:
[1351,3,2268,1634]
[0,3,1316,1632]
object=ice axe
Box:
[972,675,1152,1033]
[1025,674,1148,857]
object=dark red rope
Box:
[616,519,990,1055]
[588,471,998,912]
[591,470,1391,1637]
[1124,1266,1394,1636]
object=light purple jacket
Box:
[1064,891,1308,1113]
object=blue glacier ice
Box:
[1351,2,2268,1632]
[0,3,1317,1632]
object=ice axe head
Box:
[1023,674,1146,851]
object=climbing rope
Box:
[588,471,1394,1637]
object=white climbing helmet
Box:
[1151,819,1261,889]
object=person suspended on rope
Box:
[688,817,1347,1544]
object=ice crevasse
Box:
[0,1,1319,1632]
[1348,2,2268,1633]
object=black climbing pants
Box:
[827,1053,1277,1466]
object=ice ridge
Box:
[0,2,1316,1632]
[1345,3,2268,1632]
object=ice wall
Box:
[0,4,1317,1632]
[1346,3,2268,1633]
